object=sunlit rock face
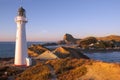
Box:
[28,44,49,57]
[36,51,59,60]
[53,46,89,59]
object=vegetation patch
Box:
[16,63,51,80]
[58,66,87,80]
[46,58,93,80]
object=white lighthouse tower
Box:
[14,7,28,66]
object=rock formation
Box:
[0,58,24,80]
[53,46,89,59]
[63,33,76,44]
[57,33,81,44]
[28,44,49,57]
[78,37,98,48]
[97,35,120,42]
[36,51,59,60]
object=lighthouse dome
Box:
[18,7,26,17]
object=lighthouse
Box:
[14,7,28,66]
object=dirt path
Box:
[39,60,57,80]
[47,64,57,80]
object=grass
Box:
[58,66,87,80]
[16,63,51,80]
[46,58,92,80]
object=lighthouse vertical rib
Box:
[14,7,28,66]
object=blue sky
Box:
[0,0,120,42]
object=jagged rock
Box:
[28,44,49,57]
[36,51,59,60]
[53,46,89,59]
[78,37,98,48]
[53,47,70,58]
[28,50,38,57]
[0,66,9,72]
[63,33,76,44]
[0,66,24,80]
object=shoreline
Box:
[76,48,120,53]
[0,49,120,59]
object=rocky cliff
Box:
[63,33,76,44]
[58,33,81,44]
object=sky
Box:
[0,0,120,42]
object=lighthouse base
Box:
[14,64,27,67]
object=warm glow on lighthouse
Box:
[14,7,28,66]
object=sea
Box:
[0,42,43,58]
[0,42,120,63]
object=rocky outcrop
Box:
[53,47,70,58]
[58,33,81,44]
[63,33,78,44]
[32,45,89,59]
[36,51,59,60]
[0,58,25,80]
[79,37,97,45]
[60,34,120,47]
[28,44,49,57]
[53,46,89,59]
[98,35,120,42]
[78,37,98,48]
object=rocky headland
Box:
[58,33,120,52]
